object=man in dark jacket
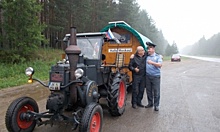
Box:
[129,46,146,109]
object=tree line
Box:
[181,33,220,56]
[0,0,178,63]
[165,41,179,56]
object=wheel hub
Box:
[20,112,32,122]
[90,112,100,132]
[17,105,34,129]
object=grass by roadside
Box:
[0,48,64,89]
[162,56,171,61]
[0,52,190,89]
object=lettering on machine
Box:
[108,48,132,52]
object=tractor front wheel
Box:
[5,96,39,132]
[108,76,127,116]
[79,103,103,132]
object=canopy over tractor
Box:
[100,21,152,83]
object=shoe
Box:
[154,106,159,111]
[137,103,145,108]
[132,104,137,109]
[145,104,153,108]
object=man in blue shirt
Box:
[145,42,162,111]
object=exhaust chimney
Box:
[65,27,81,104]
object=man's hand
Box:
[147,60,154,65]
[148,60,162,68]
[134,67,139,73]
[130,54,134,59]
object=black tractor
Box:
[5,27,129,132]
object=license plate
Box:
[49,82,61,90]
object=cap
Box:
[146,42,156,47]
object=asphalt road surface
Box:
[0,58,220,132]
[181,55,220,63]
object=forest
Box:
[181,33,220,56]
[0,0,179,63]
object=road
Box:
[181,55,220,63]
[0,58,220,132]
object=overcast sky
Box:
[137,0,220,49]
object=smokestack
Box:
[65,27,81,104]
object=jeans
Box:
[132,75,145,105]
[146,75,160,106]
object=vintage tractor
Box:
[5,21,152,132]
[5,27,128,132]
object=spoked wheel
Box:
[108,75,127,116]
[79,103,103,132]
[5,96,39,132]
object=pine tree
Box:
[0,0,45,63]
[165,42,179,56]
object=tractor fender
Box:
[83,80,99,105]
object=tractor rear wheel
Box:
[79,103,103,132]
[108,76,127,116]
[5,96,39,132]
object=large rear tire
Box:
[107,75,127,116]
[79,103,103,132]
[5,96,39,132]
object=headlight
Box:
[25,67,34,76]
[74,68,84,79]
